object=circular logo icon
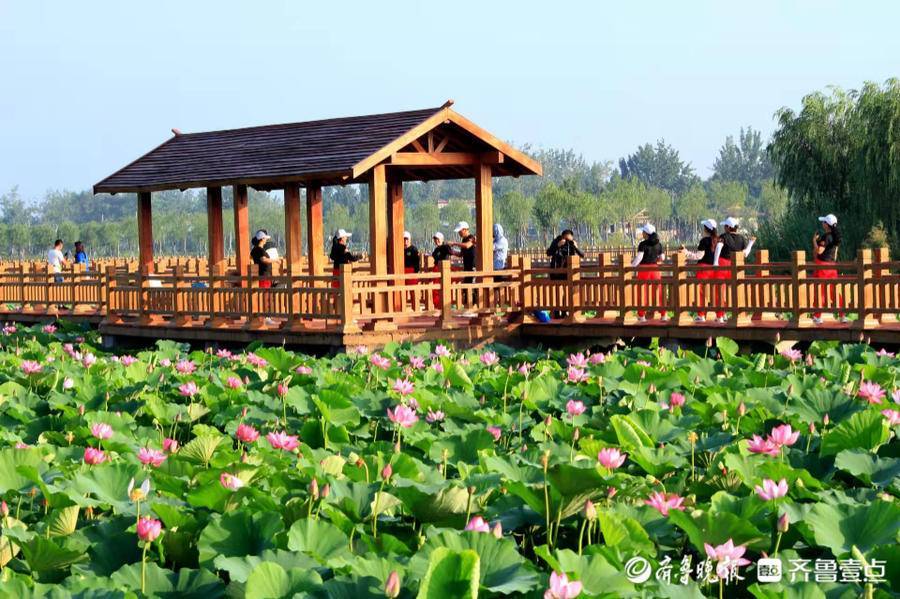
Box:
[624,556,652,583]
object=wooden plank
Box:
[389,151,503,167]
[284,182,303,272]
[137,192,153,271]
[206,186,225,266]
[443,110,543,176]
[306,183,325,276]
[233,184,250,277]
[474,162,493,272]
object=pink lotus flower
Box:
[432,361,444,373]
[597,448,627,470]
[567,353,588,368]
[20,360,42,375]
[392,378,415,396]
[137,447,167,468]
[295,365,313,375]
[491,522,503,539]
[178,382,200,397]
[83,447,106,465]
[15,441,29,449]
[876,348,895,358]
[565,366,589,384]
[216,349,232,359]
[277,383,289,397]
[882,409,900,426]
[62,377,74,390]
[747,434,780,457]
[780,348,802,363]
[381,463,393,480]
[91,423,113,440]
[246,353,268,368]
[370,354,391,370]
[754,478,789,501]
[426,410,445,423]
[434,344,451,357]
[487,425,502,441]
[644,491,686,516]
[589,352,607,365]
[42,324,57,334]
[175,359,196,374]
[384,571,400,598]
[892,390,900,404]
[162,438,179,453]
[220,472,245,491]
[544,571,583,599]
[387,405,418,428]
[136,516,162,542]
[120,355,138,366]
[226,376,242,389]
[704,538,751,579]
[566,400,586,417]
[353,345,369,355]
[480,351,499,366]
[636,360,651,367]
[858,381,886,404]
[768,424,799,448]
[409,356,425,369]
[667,392,686,411]
[517,363,532,375]
[2,324,17,335]
[82,353,97,368]
[160,358,171,367]
[236,423,259,443]
[266,431,300,451]
[464,516,491,533]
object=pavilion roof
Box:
[93,103,541,194]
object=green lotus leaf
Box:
[804,500,900,557]
[416,547,479,599]
[286,518,352,567]
[109,562,224,598]
[197,510,283,568]
[244,561,323,599]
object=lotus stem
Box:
[464,486,474,526]
[577,519,587,555]
[141,544,148,594]
[773,531,783,555]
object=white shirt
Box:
[47,248,64,273]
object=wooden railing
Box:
[0,248,895,335]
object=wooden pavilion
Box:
[93,100,542,282]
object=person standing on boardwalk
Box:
[73,241,88,266]
[712,217,756,323]
[48,239,67,283]
[546,229,584,318]
[681,219,722,322]
[812,213,845,324]
[250,230,274,288]
[450,221,478,307]
[493,224,509,272]
[329,229,359,288]
[631,224,666,322]
[430,232,453,307]
[403,231,420,274]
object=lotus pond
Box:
[0,324,898,598]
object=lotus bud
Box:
[241,452,249,463]
[242,407,248,418]
[441,448,449,461]
[467,485,476,496]
[777,512,789,533]
[277,383,288,397]
[687,431,698,444]
[309,478,320,500]
[573,428,580,442]
[321,484,330,499]
[787,384,793,396]
[85,506,94,519]
[381,464,392,480]
[78,404,85,416]
[607,487,617,499]
[544,415,552,427]
[775,332,781,343]
[823,413,830,426]
[384,571,401,598]
[584,499,597,521]
[805,353,814,366]
[65,431,74,444]
[738,402,747,417]
[879,492,893,502]
[491,522,503,539]
[706,337,713,348]
[719,463,727,475]
[795,478,805,489]
[648,384,656,394]
[541,451,550,470]
[30,487,37,497]
[808,422,816,434]
[768,356,774,366]
[0,501,8,517]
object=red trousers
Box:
[697,264,724,318]
[636,266,662,318]
[813,259,843,318]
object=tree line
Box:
[2,79,897,260]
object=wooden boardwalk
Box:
[2,248,899,349]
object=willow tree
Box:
[767,80,900,256]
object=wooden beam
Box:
[284,182,302,273]
[206,186,224,266]
[444,110,543,176]
[474,162,493,271]
[351,109,451,178]
[389,151,503,167]
[306,183,325,276]
[233,184,250,277]
[388,179,404,277]
[368,165,388,277]
[411,139,427,153]
[137,191,153,271]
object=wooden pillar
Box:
[306,183,325,276]
[387,178,405,277]
[137,192,153,272]
[207,186,225,267]
[284,182,303,274]
[474,162,493,272]
[368,165,388,277]
[233,184,250,277]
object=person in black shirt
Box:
[430,232,453,308]
[545,229,584,318]
[681,219,722,321]
[329,229,359,288]
[250,230,274,288]
[711,217,756,323]
[631,223,665,321]
[812,213,845,323]
[403,231,420,273]
[450,221,478,307]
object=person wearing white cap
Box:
[430,232,453,308]
[250,230,274,289]
[402,231,421,274]
[631,223,667,322]
[681,219,723,322]
[449,221,478,307]
[812,213,845,324]
[329,229,359,288]
[711,217,756,323]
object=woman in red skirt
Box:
[711,217,756,324]
[631,223,666,322]
[812,214,845,324]
[681,219,720,321]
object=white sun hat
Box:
[722,217,740,228]
[701,218,718,230]
[254,230,271,241]
[818,214,838,226]
[639,223,656,235]
[403,231,411,239]
[335,229,352,239]
[432,232,444,243]
[453,221,470,233]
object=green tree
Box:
[711,127,774,197]
[706,180,748,217]
[440,200,473,233]
[494,191,534,248]
[675,184,709,234]
[618,140,699,197]
[757,180,789,220]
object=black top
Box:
[329,242,359,267]
[816,232,839,262]
[637,233,662,265]
[404,245,421,272]
[547,236,585,269]
[460,235,477,271]
[432,244,453,262]
[719,232,747,260]
[697,236,715,265]
[250,245,272,277]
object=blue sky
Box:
[1,0,898,200]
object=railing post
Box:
[873,247,889,324]
[247,265,264,329]
[672,252,691,325]
[617,253,635,325]
[207,263,227,328]
[18,264,26,311]
[439,259,454,329]
[855,248,877,330]
[752,249,771,322]
[339,263,361,333]
[172,265,189,326]
[790,251,808,327]
[565,255,581,324]
[519,256,533,322]
[597,253,615,320]
[729,252,750,326]
[105,266,119,323]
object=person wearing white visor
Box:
[681,219,723,322]
[402,230,421,274]
[250,230,274,289]
[631,223,667,322]
[812,214,846,324]
[449,221,478,308]
[430,232,453,308]
[328,229,359,287]
[710,217,756,324]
